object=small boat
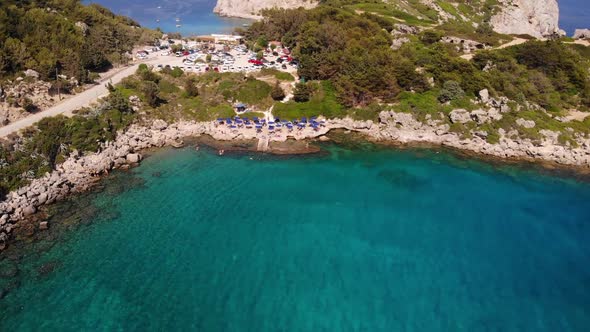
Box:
[218,149,225,156]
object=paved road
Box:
[0,57,170,138]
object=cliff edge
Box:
[214,0,318,19]
[491,0,563,38]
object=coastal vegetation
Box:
[0,91,134,196]
[246,3,590,143]
[0,0,160,81]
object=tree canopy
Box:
[0,0,160,81]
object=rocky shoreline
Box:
[1,111,590,250]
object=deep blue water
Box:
[1,144,590,331]
[84,0,253,35]
[560,0,590,35]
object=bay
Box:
[1,144,589,331]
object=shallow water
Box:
[1,144,589,331]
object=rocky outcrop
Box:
[214,0,318,19]
[491,0,563,38]
[441,36,489,53]
[573,29,590,39]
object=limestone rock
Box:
[23,205,36,216]
[516,118,536,129]
[449,109,472,124]
[392,24,419,36]
[126,153,141,164]
[441,36,487,53]
[24,69,40,79]
[479,89,489,103]
[573,29,590,39]
[37,193,48,205]
[75,21,89,35]
[391,37,410,50]
[491,0,562,38]
[214,0,318,19]
[152,119,168,131]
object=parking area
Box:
[137,41,299,76]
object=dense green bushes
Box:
[248,6,398,106]
[473,41,590,111]
[248,5,589,115]
[0,0,160,81]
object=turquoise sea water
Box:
[1,143,590,331]
[84,0,253,36]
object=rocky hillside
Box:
[220,0,562,38]
[214,0,318,19]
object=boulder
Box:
[39,221,49,230]
[126,153,141,164]
[24,69,40,79]
[392,24,419,35]
[449,109,471,124]
[516,118,536,129]
[37,192,48,205]
[479,89,489,103]
[391,37,410,50]
[573,29,590,39]
[23,205,37,216]
[152,119,168,131]
[75,21,89,35]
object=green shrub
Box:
[438,81,465,103]
[271,82,285,101]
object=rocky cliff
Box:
[214,0,318,19]
[491,0,563,38]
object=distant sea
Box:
[83,0,253,36]
[85,0,590,36]
[559,0,590,35]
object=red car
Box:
[182,51,189,56]
[248,59,264,65]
